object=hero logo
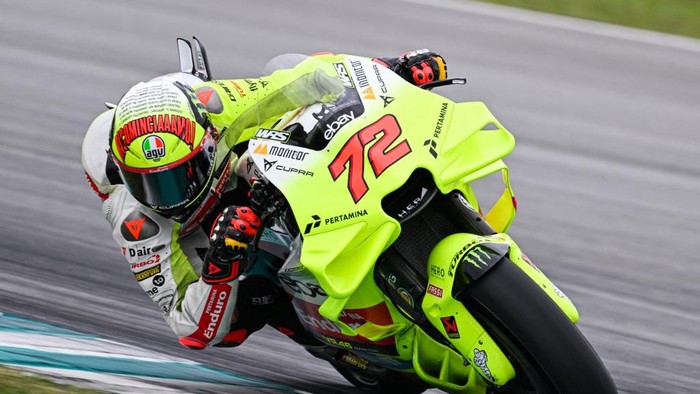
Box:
[255,128,290,142]
[324,111,355,140]
[130,254,160,270]
[397,188,429,219]
[204,289,229,339]
[334,62,355,88]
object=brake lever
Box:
[420,77,467,91]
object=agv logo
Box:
[143,135,166,160]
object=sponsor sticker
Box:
[142,135,166,160]
[134,264,161,281]
[473,348,496,382]
[349,59,370,88]
[120,211,159,241]
[334,62,355,88]
[156,292,175,314]
[255,128,291,142]
[440,315,460,339]
[427,284,443,298]
[152,275,165,287]
[130,254,161,270]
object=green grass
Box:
[0,365,105,394]
[473,0,700,39]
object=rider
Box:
[81,48,448,350]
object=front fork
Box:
[413,192,579,391]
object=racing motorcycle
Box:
[179,38,617,394]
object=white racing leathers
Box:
[82,110,241,349]
[81,59,344,348]
[107,187,239,349]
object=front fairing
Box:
[249,55,515,323]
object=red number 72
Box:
[329,114,412,203]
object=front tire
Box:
[457,259,617,394]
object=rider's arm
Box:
[82,117,241,349]
[107,187,242,349]
[193,58,343,150]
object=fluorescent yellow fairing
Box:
[424,233,516,386]
[249,55,574,391]
[251,57,516,310]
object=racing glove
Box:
[248,177,285,216]
[376,49,448,86]
[202,206,261,284]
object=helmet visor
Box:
[118,134,215,214]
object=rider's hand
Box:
[202,206,261,284]
[392,49,447,86]
[248,177,284,216]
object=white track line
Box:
[394,0,700,53]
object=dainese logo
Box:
[142,135,166,160]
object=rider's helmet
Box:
[110,76,216,222]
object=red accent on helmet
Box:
[196,89,214,106]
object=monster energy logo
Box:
[462,246,490,269]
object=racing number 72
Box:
[329,114,412,203]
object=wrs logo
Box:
[255,128,290,142]
[142,135,166,160]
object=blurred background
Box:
[0,0,698,393]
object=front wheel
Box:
[457,259,617,394]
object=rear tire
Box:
[457,259,617,394]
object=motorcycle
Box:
[180,38,617,394]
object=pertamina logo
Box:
[203,287,229,339]
[142,135,166,160]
